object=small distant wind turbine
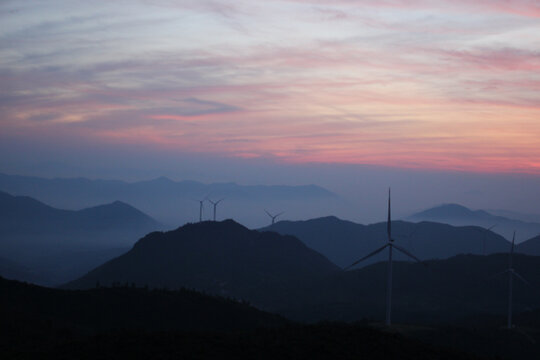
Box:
[500,231,530,329]
[198,198,205,222]
[208,198,224,221]
[265,210,284,225]
[345,188,424,326]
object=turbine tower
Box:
[502,231,529,329]
[198,199,205,222]
[345,188,424,326]
[208,198,224,221]
[265,210,284,225]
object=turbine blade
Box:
[393,244,425,264]
[344,244,389,271]
[265,210,272,218]
[276,211,284,217]
[513,272,531,286]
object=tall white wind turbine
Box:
[503,231,530,329]
[345,188,424,326]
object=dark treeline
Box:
[4,276,540,359]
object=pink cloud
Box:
[288,0,540,18]
[436,48,540,72]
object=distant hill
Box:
[486,209,540,223]
[0,173,341,227]
[66,220,340,310]
[261,216,510,268]
[408,204,540,242]
[0,191,160,285]
[517,235,540,256]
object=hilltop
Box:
[66,220,340,309]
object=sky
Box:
[1,0,540,220]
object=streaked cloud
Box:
[1,0,539,173]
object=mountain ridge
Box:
[261,216,511,268]
[408,203,540,242]
[0,172,340,227]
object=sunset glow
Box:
[2,0,540,173]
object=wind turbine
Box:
[501,231,530,329]
[345,188,424,326]
[208,198,224,221]
[198,198,205,222]
[265,210,284,225]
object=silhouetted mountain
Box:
[261,216,510,268]
[1,277,486,360]
[0,173,342,227]
[66,220,340,309]
[3,323,489,360]
[408,204,540,242]
[0,276,286,346]
[0,191,160,285]
[279,253,540,325]
[412,311,540,360]
[517,235,540,255]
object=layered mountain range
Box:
[0,191,161,285]
[66,220,540,324]
[0,173,341,227]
